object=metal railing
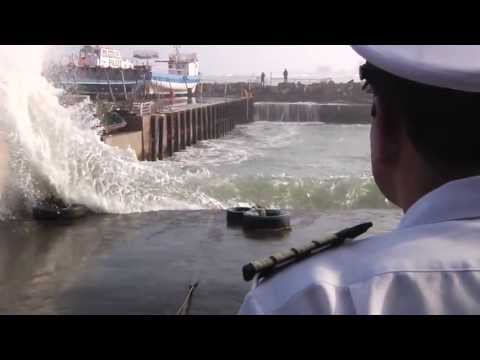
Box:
[132,101,152,116]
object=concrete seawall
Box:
[254,101,372,124]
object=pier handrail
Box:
[132,101,152,116]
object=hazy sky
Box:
[46,45,365,80]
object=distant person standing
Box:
[283,68,288,83]
[260,72,266,88]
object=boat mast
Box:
[172,45,182,75]
[173,45,181,58]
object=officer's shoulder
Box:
[259,232,387,287]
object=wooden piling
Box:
[198,107,203,141]
[186,109,192,146]
[213,105,218,139]
[208,106,213,139]
[220,104,224,137]
[105,96,252,162]
[174,112,180,153]
[159,114,167,160]
[205,106,210,139]
[192,109,198,145]
[223,104,226,137]
[151,115,159,161]
[180,111,186,150]
[167,114,174,157]
[139,114,152,161]
[230,102,234,130]
[227,103,231,132]
[204,106,209,140]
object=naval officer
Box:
[239,45,480,315]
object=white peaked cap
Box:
[351,45,480,93]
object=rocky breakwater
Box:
[198,81,373,124]
[197,80,372,104]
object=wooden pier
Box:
[103,97,254,161]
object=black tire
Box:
[226,207,252,226]
[242,209,291,231]
[33,204,89,220]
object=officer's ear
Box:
[373,94,404,164]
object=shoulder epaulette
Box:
[242,222,373,282]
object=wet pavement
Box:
[0,209,401,314]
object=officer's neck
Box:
[394,152,474,213]
[393,149,452,214]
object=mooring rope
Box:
[176,282,199,315]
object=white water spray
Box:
[0,46,223,219]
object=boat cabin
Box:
[78,45,133,69]
[168,52,199,77]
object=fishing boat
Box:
[136,46,200,96]
[58,45,200,99]
[59,45,149,99]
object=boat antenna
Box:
[173,45,181,58]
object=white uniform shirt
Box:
[238,176,480,315]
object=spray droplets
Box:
[0,46,221,219]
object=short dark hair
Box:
[360,62,480,176]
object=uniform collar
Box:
[398,175,480,230]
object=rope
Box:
[176,282,199,315]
